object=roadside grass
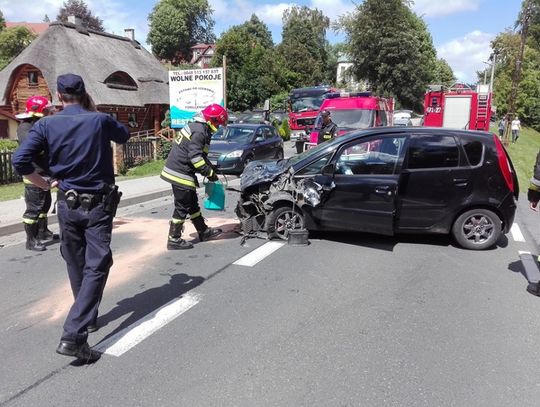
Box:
[0,159,165,202]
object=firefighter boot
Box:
[24,223,46,252]
[167,221,193,250]
[37,217,59,242]
[192,216,222,242]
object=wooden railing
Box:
[0,150,22,184]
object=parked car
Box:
[393,110,413,126]
[237,127,518,250]
[208,124,284,174]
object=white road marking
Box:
[233,241,285,267]
[519,250,532,255]
[94,293,200,357]
[511,224,526,242]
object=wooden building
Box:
[0,21,169,137]
[189,44,216,69]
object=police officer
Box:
[13,74,129,362]
[161,104,227,249]
[16,96,58,251]
[317,109,338,144]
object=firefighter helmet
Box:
[16,96,53,119]
[201,104,228,128]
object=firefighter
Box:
[15,96,58,251]
[160,104,227,250]
[317,109,338,144]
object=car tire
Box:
[275,149,284,159]
[242,155,253,171]
[267,205,305,240]
[451,208,502,250]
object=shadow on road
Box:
[96,272,204,342]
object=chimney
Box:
[124,28,135,41]
[67,15,83,26]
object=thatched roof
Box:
[0,22,169,107]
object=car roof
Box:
[227,123,268,128]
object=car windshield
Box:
[291,96,325,113]
[288,136,343,167]
[212,127,255,143]
[314,109,374,131]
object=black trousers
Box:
[23,185,52,223]
[57,199,113,344]
[171,185,206,231]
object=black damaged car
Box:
[236,127,518,250]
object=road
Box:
[2,142,540,406]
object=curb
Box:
[0,189,172,237]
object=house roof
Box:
[0,22,169,107]
[191,43,215,50]
[6,22,50,35]
[189,44,215,65]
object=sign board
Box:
[168,68,224,128]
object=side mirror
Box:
[254,136,264,142]
[321,163,335,177]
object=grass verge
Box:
[499,126,540,191]
[0,182,24,202]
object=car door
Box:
[396,132,473,231]
[265,126,283,158]
[318,133,407,235]
[251,128,267,160]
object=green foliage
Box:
[279,118,291,141]
[0,10,5,31]
[277,6,330,88]
[0,139,18,151]
[158,139,172,160]
[57,0,104,31]
[340,0,437,110]
[433,58,456,86]
[212,15,291,111]
[270,91,289,112]
[148,0,214,64]
[0,27,36,70]
[161,110,171,129]
[125,159,165,177]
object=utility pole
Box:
[489,53,497,93]
[222,55,227,109]
[504,0,532,146]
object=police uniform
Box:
[13,74,129,361]
[160,118,221,249]
[317,120,338,144]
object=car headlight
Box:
[226,150,243,158]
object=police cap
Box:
[321,109,331,117]
[57,73,86,95]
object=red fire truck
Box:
[423,83,492,131]
[288,86,337,153]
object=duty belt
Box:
[57,189,105,211]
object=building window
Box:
[27,71,38,87]
[128,112,138,128]
[104,71,138,90]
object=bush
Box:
[0,139,18,151]
[158,139,172,160]
[279,119,291,141]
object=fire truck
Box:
[288,86,337,152]
[423,83,492,131]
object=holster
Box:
[103,185,122,216]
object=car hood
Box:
[240,160,289,191]
[209,140,247,154]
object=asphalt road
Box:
[1,179,540,407]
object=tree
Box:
[148,0,214,64]
[0,10,5,32]
[340,0,438,110]
[277,6,330,88]
[43,14,51,23]
[57,0,104,31]
[212,15,292,111]
[0,27,36,70]
[433,58,456,86]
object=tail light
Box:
[493,135,514,194]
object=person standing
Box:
[160,104,227,250]
[498,117,506,140]
[13,74,129,362]
[15,96,58,251]
[317,110,338,145]
[511,115,521,143]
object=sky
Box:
[0,0,523,83]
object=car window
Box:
[379,110,388,126]
[461,139,483,166]
[296,153,333,176]
[263,127,273,139]
[335,136,406,175]
[406,134,459,169]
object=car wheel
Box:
[275,149,284,159]
[242,155,253,170]
[451,208,502,250]
[267,206,305,240]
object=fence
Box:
[123,140,156,168]
[0,150,22,185]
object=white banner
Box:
[168,68,224,128]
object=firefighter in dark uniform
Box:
[16,96,58,251]
[13,74,129,362]
[527,150,540,296]
[160,104,227,249]
[317,109,338,144]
